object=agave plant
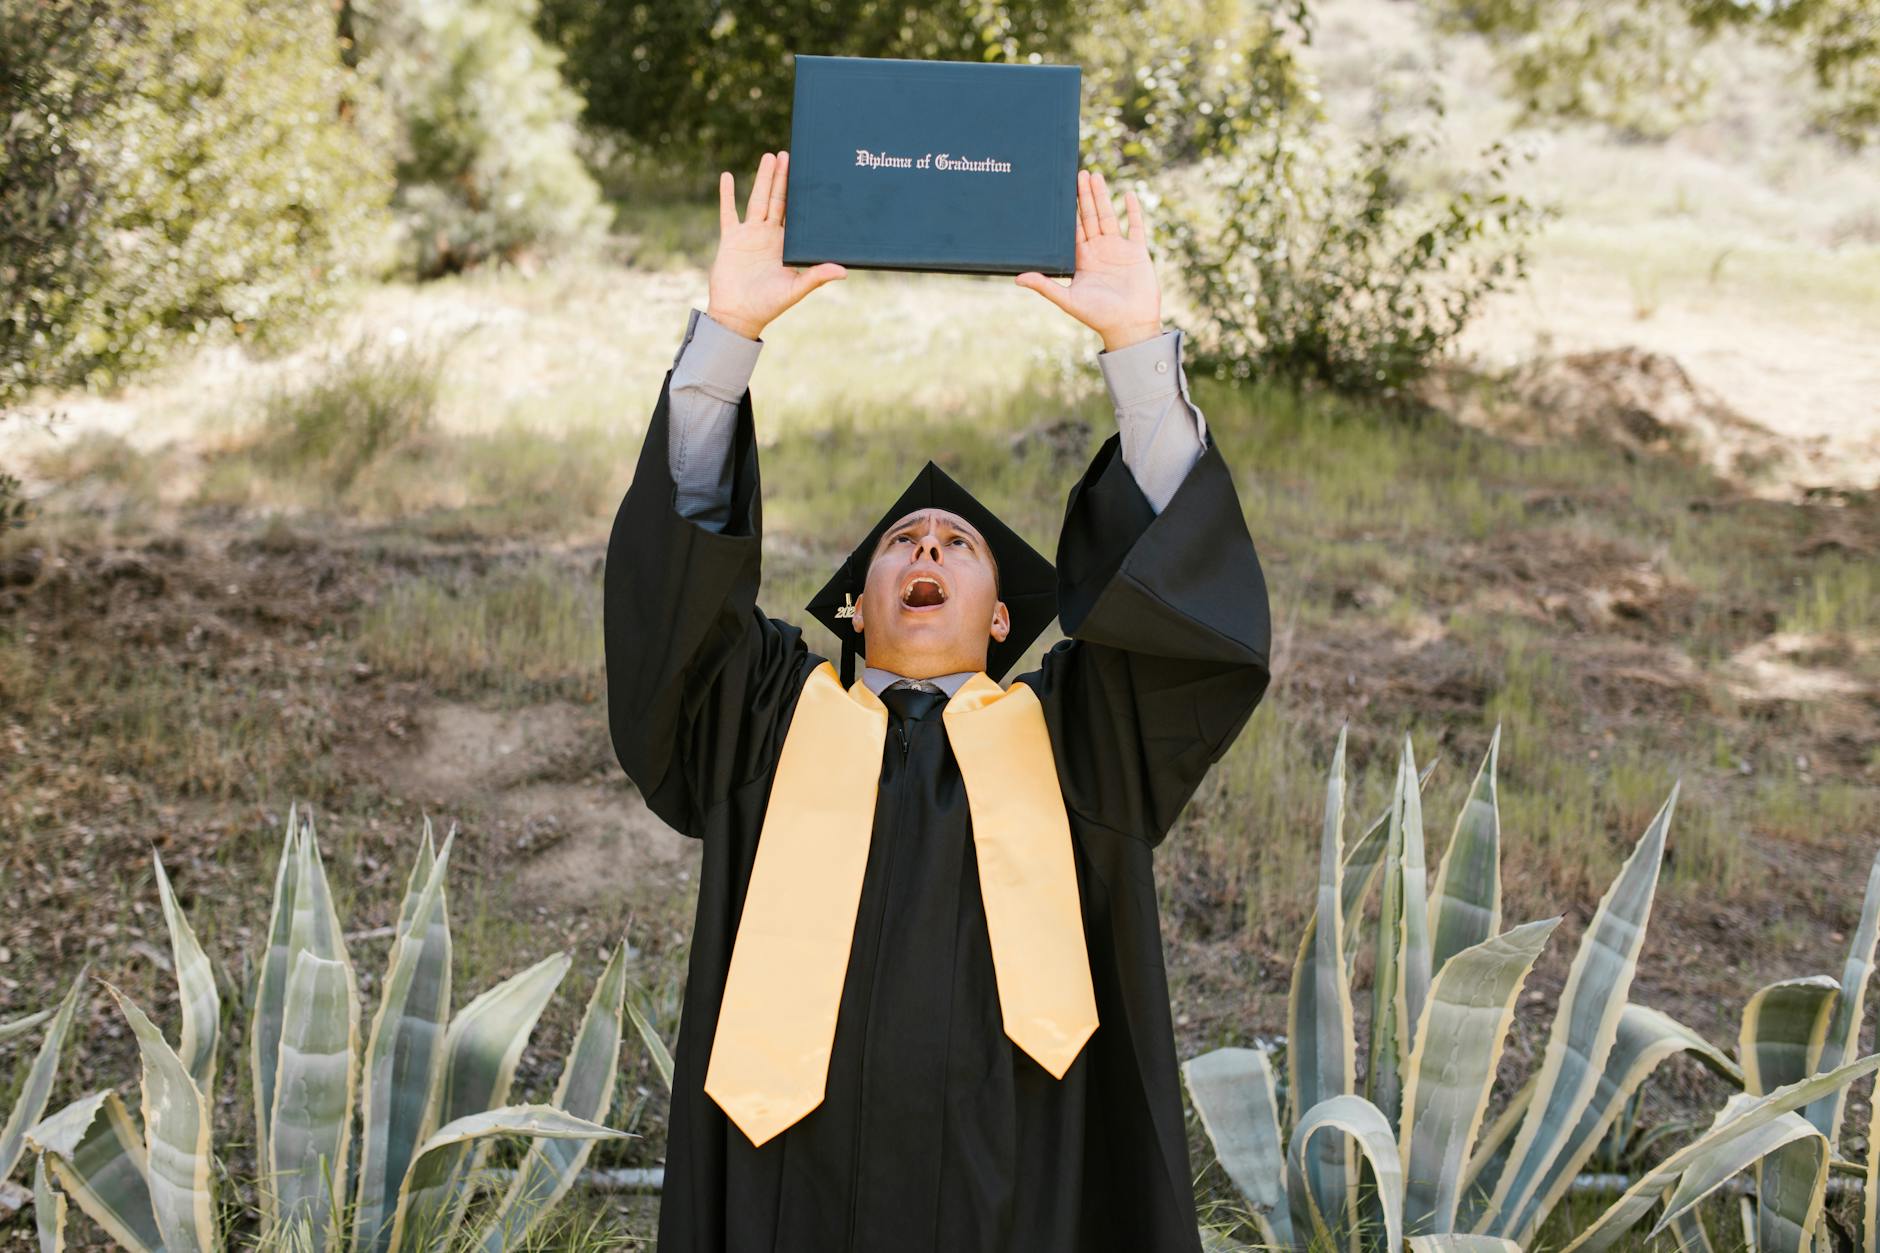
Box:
[1184,726,1880,1252]
[25,805,635,1251]
[1724,847,1880,1250]
[0,972,86,1216]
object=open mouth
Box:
[900,575,948,609]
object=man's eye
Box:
[893,534,911,544]
[949,537,969,547]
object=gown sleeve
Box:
[603,367,819,837]
[1022,433,1273,848]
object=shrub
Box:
[536,0,1086,177]
[1077,0,1552,398]
[356,0,609,278]
[0,0,396,408]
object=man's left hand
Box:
[1015,169,1162,352]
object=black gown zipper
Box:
[845,717,916,1253]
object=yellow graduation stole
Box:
[703,660,1099,1147]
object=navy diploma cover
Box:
[781,54,1082,277]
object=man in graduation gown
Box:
[605,150,1272,1253]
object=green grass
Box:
[356,557,605,700]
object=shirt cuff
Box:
[670,306,763,401]
[1099,328,1210,514]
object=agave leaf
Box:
[26,1091,161,1253]
[1457,1079,1530,1229]
[414,951,573,1247]
[1288,1095,1403,1253]
[1182,1047,1296,1249]
[1396,736,1434,1050]
[0,1010,52,1047]
[1652,1103,1827,1246]
[153,852,220,1095]
[27,1092,161,1252]
[105,983,219,1251]
[626,992,674,1093]
[1480,784,1679,1238]
[1342,755,1441,974]
[386,1105,626,1252]
[1428,726,1503,979]
[1563,1052,1880,1253]
[1286,727,1358,1241]
[1501,1003,1741,1242]
[1741,978,1841,1096]
[1369,749,1410,1126]
[0,970,86,1184]
[473,939,633,1251]
[270,951,359,1250]
[1803,848,1880,1143]
[353,831,455,1253]
[34,1154,67,1252]
[1407,1238,1520,1253]
[394,817,440,943]
[253,804,304,1217]
[1399,918,1559,1236]
[1755,1123,1831,1253]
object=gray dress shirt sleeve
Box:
[1095,327,1208,514]
[664,309,1208,531]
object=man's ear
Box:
[852,602,865,634]
[989,599,1010,643]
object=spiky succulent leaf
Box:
[1481,785,1679,1239]
[1288,1095,1403,1253]
[626,993,674,1093]
[26,1091,161,1253]
[153,853,219,1094]
[1342,756,1440,974]
[353,830,455,1253]
[269,951,359,1250]
[473,938,633,1250]
[105,984,219,1252]
[1741,978,1841,1096]
[1562,1053,1880,1253]
[1399,918,1559,1236]
[1651,1102,1827,1248]
[385,1105,626,1252]
[413,951,572,1247]
[1182,1047,1296,1249]
[1500,1003,1740,1242]
[1286,727,1358,1240]
[252,804,304,1219]
[33,1153,66,1252]
[0,971,86,1185]
[1369,749,1410,1126]
[1407,1238,1520,1253]
[1803,848,1880,1144]
[1427,726,1503,978]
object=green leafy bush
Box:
[357,0,609,277]
[1078,0,1552,396]
[536,0,1086,177]
[0,0,396,407]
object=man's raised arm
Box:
[603,151,846,836]
[1016,170,1273,846]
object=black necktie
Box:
[881,680,947,726]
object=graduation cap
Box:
[805,461,1058,686]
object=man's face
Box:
[853,508,1010,679]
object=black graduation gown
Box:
[604,367,1272,1253]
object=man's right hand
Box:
[705,151,847,341]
